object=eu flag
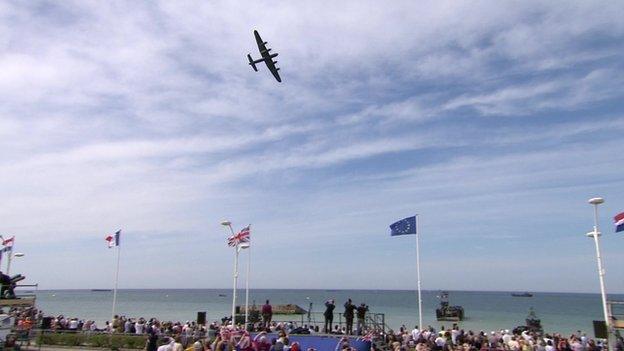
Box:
[390,216,417,236]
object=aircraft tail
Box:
[247,54,258,72]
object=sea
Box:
[31,289,622,336]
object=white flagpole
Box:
[588,198,611,350]
[416,214,423,329]
[232,246,239,325]
[111,242,121,332]
[0,236,3,270]
[244,243,251,328]
[6,250,13,275]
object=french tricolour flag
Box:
[615,213,624,233]
[105,230,121,248]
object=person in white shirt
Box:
[157,337,175,351]
[412,326,421,341]
[451,327,460,345]
[125,319,133,333]
[502,331,512,344]
[435,334,446,348]
[507,336,520,351]
[570,338,583,351]
[135,320,144,334]
[68,319,78,330]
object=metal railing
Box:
[268,311,387,335]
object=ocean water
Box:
[31,289,622,335]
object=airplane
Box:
[247,30,281,82]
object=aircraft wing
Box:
[264,59,282,82]
[254,30,268,54]
[253,30,282,82]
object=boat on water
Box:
[511,292,533,297]
[91,289,112,292]
[436,291,464,321]
[513,308,543,334]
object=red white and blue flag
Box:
[2,236,14,248]
[227,225,250,247]
[0,236,14,253]
[105,230,121,248]
[615,213,624,233]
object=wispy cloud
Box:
[1,0,623,291]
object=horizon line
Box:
[30,287,624,295]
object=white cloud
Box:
[1,0,623,291]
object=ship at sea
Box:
[511,292,533,297]
[513,308,543,334]
[436,291,464,321]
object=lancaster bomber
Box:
[247,30,281,82]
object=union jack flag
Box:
[358,332,374,342]
[227,225,250,247]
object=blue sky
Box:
[1,1,624,293]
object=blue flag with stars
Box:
[390,216,417,236]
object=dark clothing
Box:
[356,305,368,335]
[324,301,335,333]
[261,303,272,328]
[356,305,368,319]
[344,302,356,318]
[146,327,158,351]
[343,301,357,335]
[0,273,14,299]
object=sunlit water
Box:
[32,289,621,335]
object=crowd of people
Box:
[383,324,624,351]
[5,302,624,351]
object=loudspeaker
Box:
[41,317,53,330]
[593,320,608,339]
[197,312,206,325]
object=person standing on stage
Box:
[343,298,357,335]
[261,300,273,329]
[324,299,335,333]
[356,303,369,335]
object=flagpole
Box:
[6,252,12,275]
[222,221,238,326]
[416,214,423,329]
[588,198,611,350]
[244,243,251,328]
[111,242,121,332]
[0,236,3,270]
[232,245,240,325]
